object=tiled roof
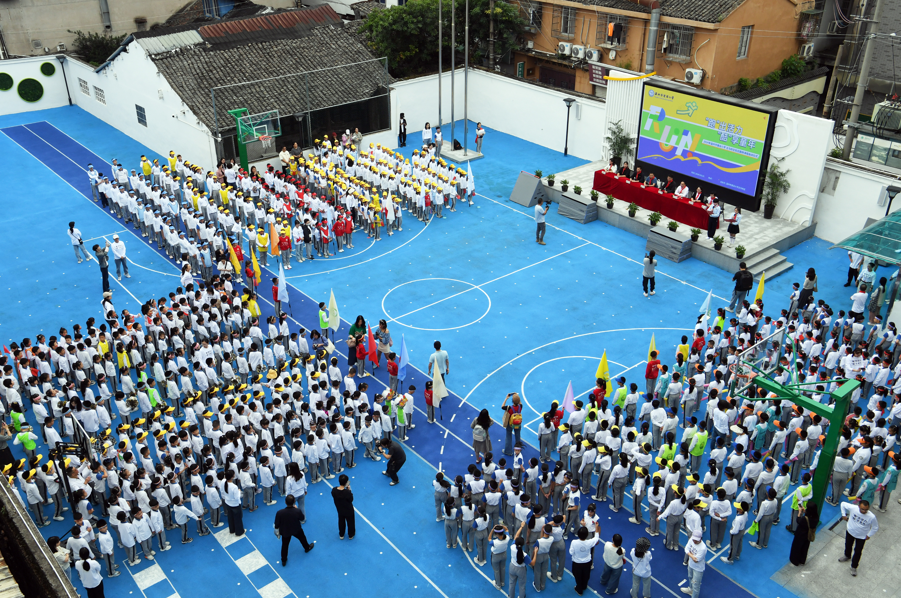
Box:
[730,66,830,100]
[198,5,342,47]
[151,24,391,132]
[136,30,204,54]
[350,0,383,18]
[560,0,747,24]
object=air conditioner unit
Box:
[585,49,601,63]
[684,68,704,83]
[557,42,572,56]
[57,43,67,52]
[526,40,534,50]
[571,45,586,59]
[800,42,815,58]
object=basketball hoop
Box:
[259,134,273,152]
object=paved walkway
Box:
[772,501,901,598]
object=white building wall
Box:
[0,55,72,116]
[64,46,218,168]
[768,109,834,226]
[812,158,901,243]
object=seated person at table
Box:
[631,166,643,182]
[644,172,658,187]
[674,181,690,198]
[618,162,632,177]
[606,159,617,172]
[662,176,675,193]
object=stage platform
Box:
[543,160,818,279]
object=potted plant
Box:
[534,169,543,178]
[605,119,635,168]
[546,174,555,187]
[735,245,746,259]
[590,190,599,202]
[761,157,791,219]
[573,185,582,195]
[690,228,702,242]
[667,221,680,232]
[713,235,724,251]
[605,194,615,209]
[561,179,570,192]
[627,202,639,217]
[648,211,662,226]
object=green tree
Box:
[781,54,806,79]
[68,30,128,66]
[360,0,524,77]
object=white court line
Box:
[320,476,451,598]
[475,192,730,302]
[98,235,180,278]
[387,242,589,321]
[518,355,625,417]
[22,124,89,172]
[459,328,691,408]
[284,216,433,278]
[83,229,128,242]
[210,527,298,598]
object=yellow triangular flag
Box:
[648,333,657,361]
[251,245,262,285]
[754,271,765,303]
[270,222,280,258]
[225,236,241,278]
[432,369,448,408]
[595,350,611,394]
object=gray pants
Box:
[709,517,727,547]
[475,528,489,562]
[631,573,651,598]
[533,552,549,591]
[536,222,546,242]
[665,514,681,550]
[491,551,507,587]
[444,519,458,547]
[539,434,553,462]
[595,469,611,501]
[549,539,566,581]
[461,519,473,550]
[830,472,850,502]
[508,564,527,598]
[648,506,661,534]
[140,538,153,558]
[757,513,774,547]
[726,531,743,562]
[612,477,627,510]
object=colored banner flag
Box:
[277,262,289,304]
[648,333,657,361]
[225,236,242,278]
[397,334,409,381]
[251,245,262,285]
[270,223,280,257]
[367,324,378,364]
[755,271,766,303]
[596,351,611,394]
[432,368,449,408]
[328,289,339,332]
[466,162,475,196]
[561,381,575,413]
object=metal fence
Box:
[210,57,392,162]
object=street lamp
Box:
[886,185,901,216]
[56,54,72,106]
[563,98,576,156]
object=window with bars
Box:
[552,6,576,39]
[136,104,147,127]
[78,78,89,96]
[737,25,752,59]
[93,86,106,105]
[659,24,694,60]
[596,14,628,49]
[520,0,542,30]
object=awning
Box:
[831,208,901,265]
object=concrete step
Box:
[742,247,779,269]
[751,257,794,280]
[748,253,786,277]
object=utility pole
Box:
[488,0,495,68]
[841,0,884,160]
[464,0,469,156]
[439,0,443,131]
[451,0,455,148]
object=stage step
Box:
[749,254,793,279]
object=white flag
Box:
[466,161,475,195]
[277,262,289,304]
[328,289,340,332]
[432,369,449,408]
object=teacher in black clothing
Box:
[331,474,356,539]
[379,438,406,486]
[274,495,315,566]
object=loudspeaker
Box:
[509,171,546,208]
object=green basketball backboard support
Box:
[731,371,859,515]
[228,108,281,170]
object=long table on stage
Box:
[592,170,714,230]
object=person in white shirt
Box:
[839,500,878,575]
[68,222,92,263]
[75,548,105,597]
[674,181,690,198]
[682,530,707,597]
[110,235,130,280]
[849,285,869,320]
[569,526,600,594]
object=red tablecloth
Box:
[592,171,713,230]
